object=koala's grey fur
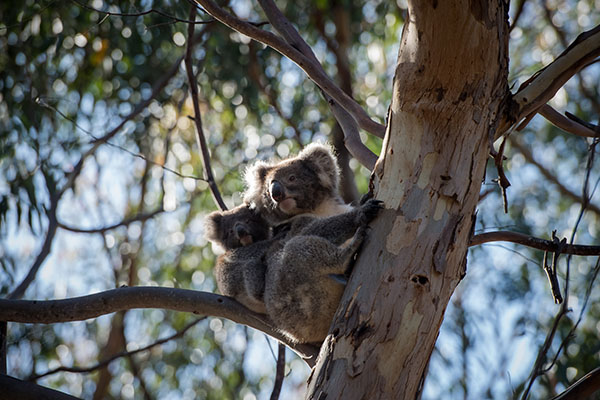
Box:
[264,199,383,343]
[204,204,272,314]
[205,143,384,343]
[243,143,352,224]
[205,199,383,342]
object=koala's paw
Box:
[359,199,384,224]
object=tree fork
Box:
[306,2,509,399]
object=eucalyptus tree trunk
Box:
[307,2,509,399]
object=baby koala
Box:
[204,199,384,343]
[204,204,273,314]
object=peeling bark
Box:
[306,1,509,398]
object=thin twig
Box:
[185,5,227,211]
[57,208,164,234]
[70,0,213,25]
[520,139,599,399]
[37,101,207,182]
[30,318,204,380]
[545,257,600,373]
[270,343,286,400]
[498,25,600,137]
[491,133,512,213]
[470,230,600,255]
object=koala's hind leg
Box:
[265,228,369,343]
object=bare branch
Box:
[57,208,164,234]
[491,134,512,213]
[39,101,209,182]
[499,25,600,136]
[70,0,214,25]
[470,230,600,256]
[191,0,386,139]
[7,46,189,302]
[0,287,319,365]
[270,343,286,400]
[551,362,600,399]
[8,196,59,300]
[60,53,186,198]
[538,104,599,138]
[30,318,204,380]
[255,0,378,169]
[520,301,570,400]
[520,140,598,399]
[185,6,227,211]
[0,374,81,400]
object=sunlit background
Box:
[1,0,599,398]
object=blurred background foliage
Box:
[0,0,599,399]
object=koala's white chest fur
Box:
[312,198,353,217]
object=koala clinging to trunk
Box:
[264,198,383,343]
[206,143,384,343]
[204,199,383,343]
[204,204,273,314]
[243,143,352,224]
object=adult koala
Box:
[243,143,352,224]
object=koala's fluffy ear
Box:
[204,211,224,246]
[298,143,340,191]
[243,160,272,205]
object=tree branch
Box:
[0,374,81,400]
[551,367,600,400]
[192,0,386,140]
[70,0,214,25]
[270,343,286,400]
[7,44,188,301]
[499,25,600,136]
[185,6,227,211]
[537,104,599,138]
[0,287,319,366]
[8,189,59,301]
[256,0,378,169]
[56,208,164,234]
[30,318,204,380]
[470,230,600,255]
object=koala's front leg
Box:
[300,199,383,245]
[338,225,368,261]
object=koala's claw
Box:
[360,199,384,222]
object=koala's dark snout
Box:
[270,180,285,202]
[234,222,249,239]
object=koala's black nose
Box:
[270,180,285,202]
[234,223,249,239]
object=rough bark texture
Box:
[307,1,509,399]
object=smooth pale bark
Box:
[307,2,509,399]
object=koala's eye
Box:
[289,175,296,182]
